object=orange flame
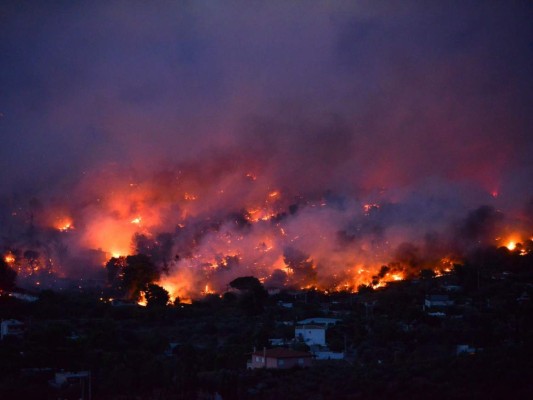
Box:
[137,291,147,306]
[55,217,74,232]
[4,253,15,264]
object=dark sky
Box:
[1,1,532,208]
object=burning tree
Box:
[144,283,170,307]
[106,254,160,300]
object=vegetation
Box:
[0,244,531,399]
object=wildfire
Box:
[391,273,403,281]
[501,235,531,255]
[55,217,74,232]
[3,161,530,300]
[110,251,125,259]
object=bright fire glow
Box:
[137,291,147,306]
[391,273,403,281]
[506,241,516,251]
[4,253,15,264]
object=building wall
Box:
[0,320,24,340]
[295,327,326,346]
[249,355,312,369]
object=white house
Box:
[50,371,90,388]
[1,319,25,340]
[297,317,340,327]
[295,324,326,346]
[424,294,454,309]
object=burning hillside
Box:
[1,159,531,302]
[0,3,531,302]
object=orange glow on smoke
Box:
[82,216,135,259]
[16,165,529,298]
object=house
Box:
[247,348,313,369]
[441,285,462,293]
[456,345,477,356]
[297,317,340,327]
[313,350,345,360]
[268,338,286,347]
[277,301,294,309]
[295,325,326,346]
[49,370,91,399]
[424,294,454,310]
[517,291,530,304]
[50,371,90,388]
[1,319,25,340]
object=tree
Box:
[122,255,160,300]
[419,269,436,280]
[144,284,169,308]
[0,258,17,290]
[229,276,268,315]
[105,254,159,300]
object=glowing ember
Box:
[131,217,142,225]
[202,284,214,295]
[363,203,379,215]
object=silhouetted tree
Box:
[0,258,17,290]
[145,283,169,308]
[229,276,268,315]
[105,254,159,300]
